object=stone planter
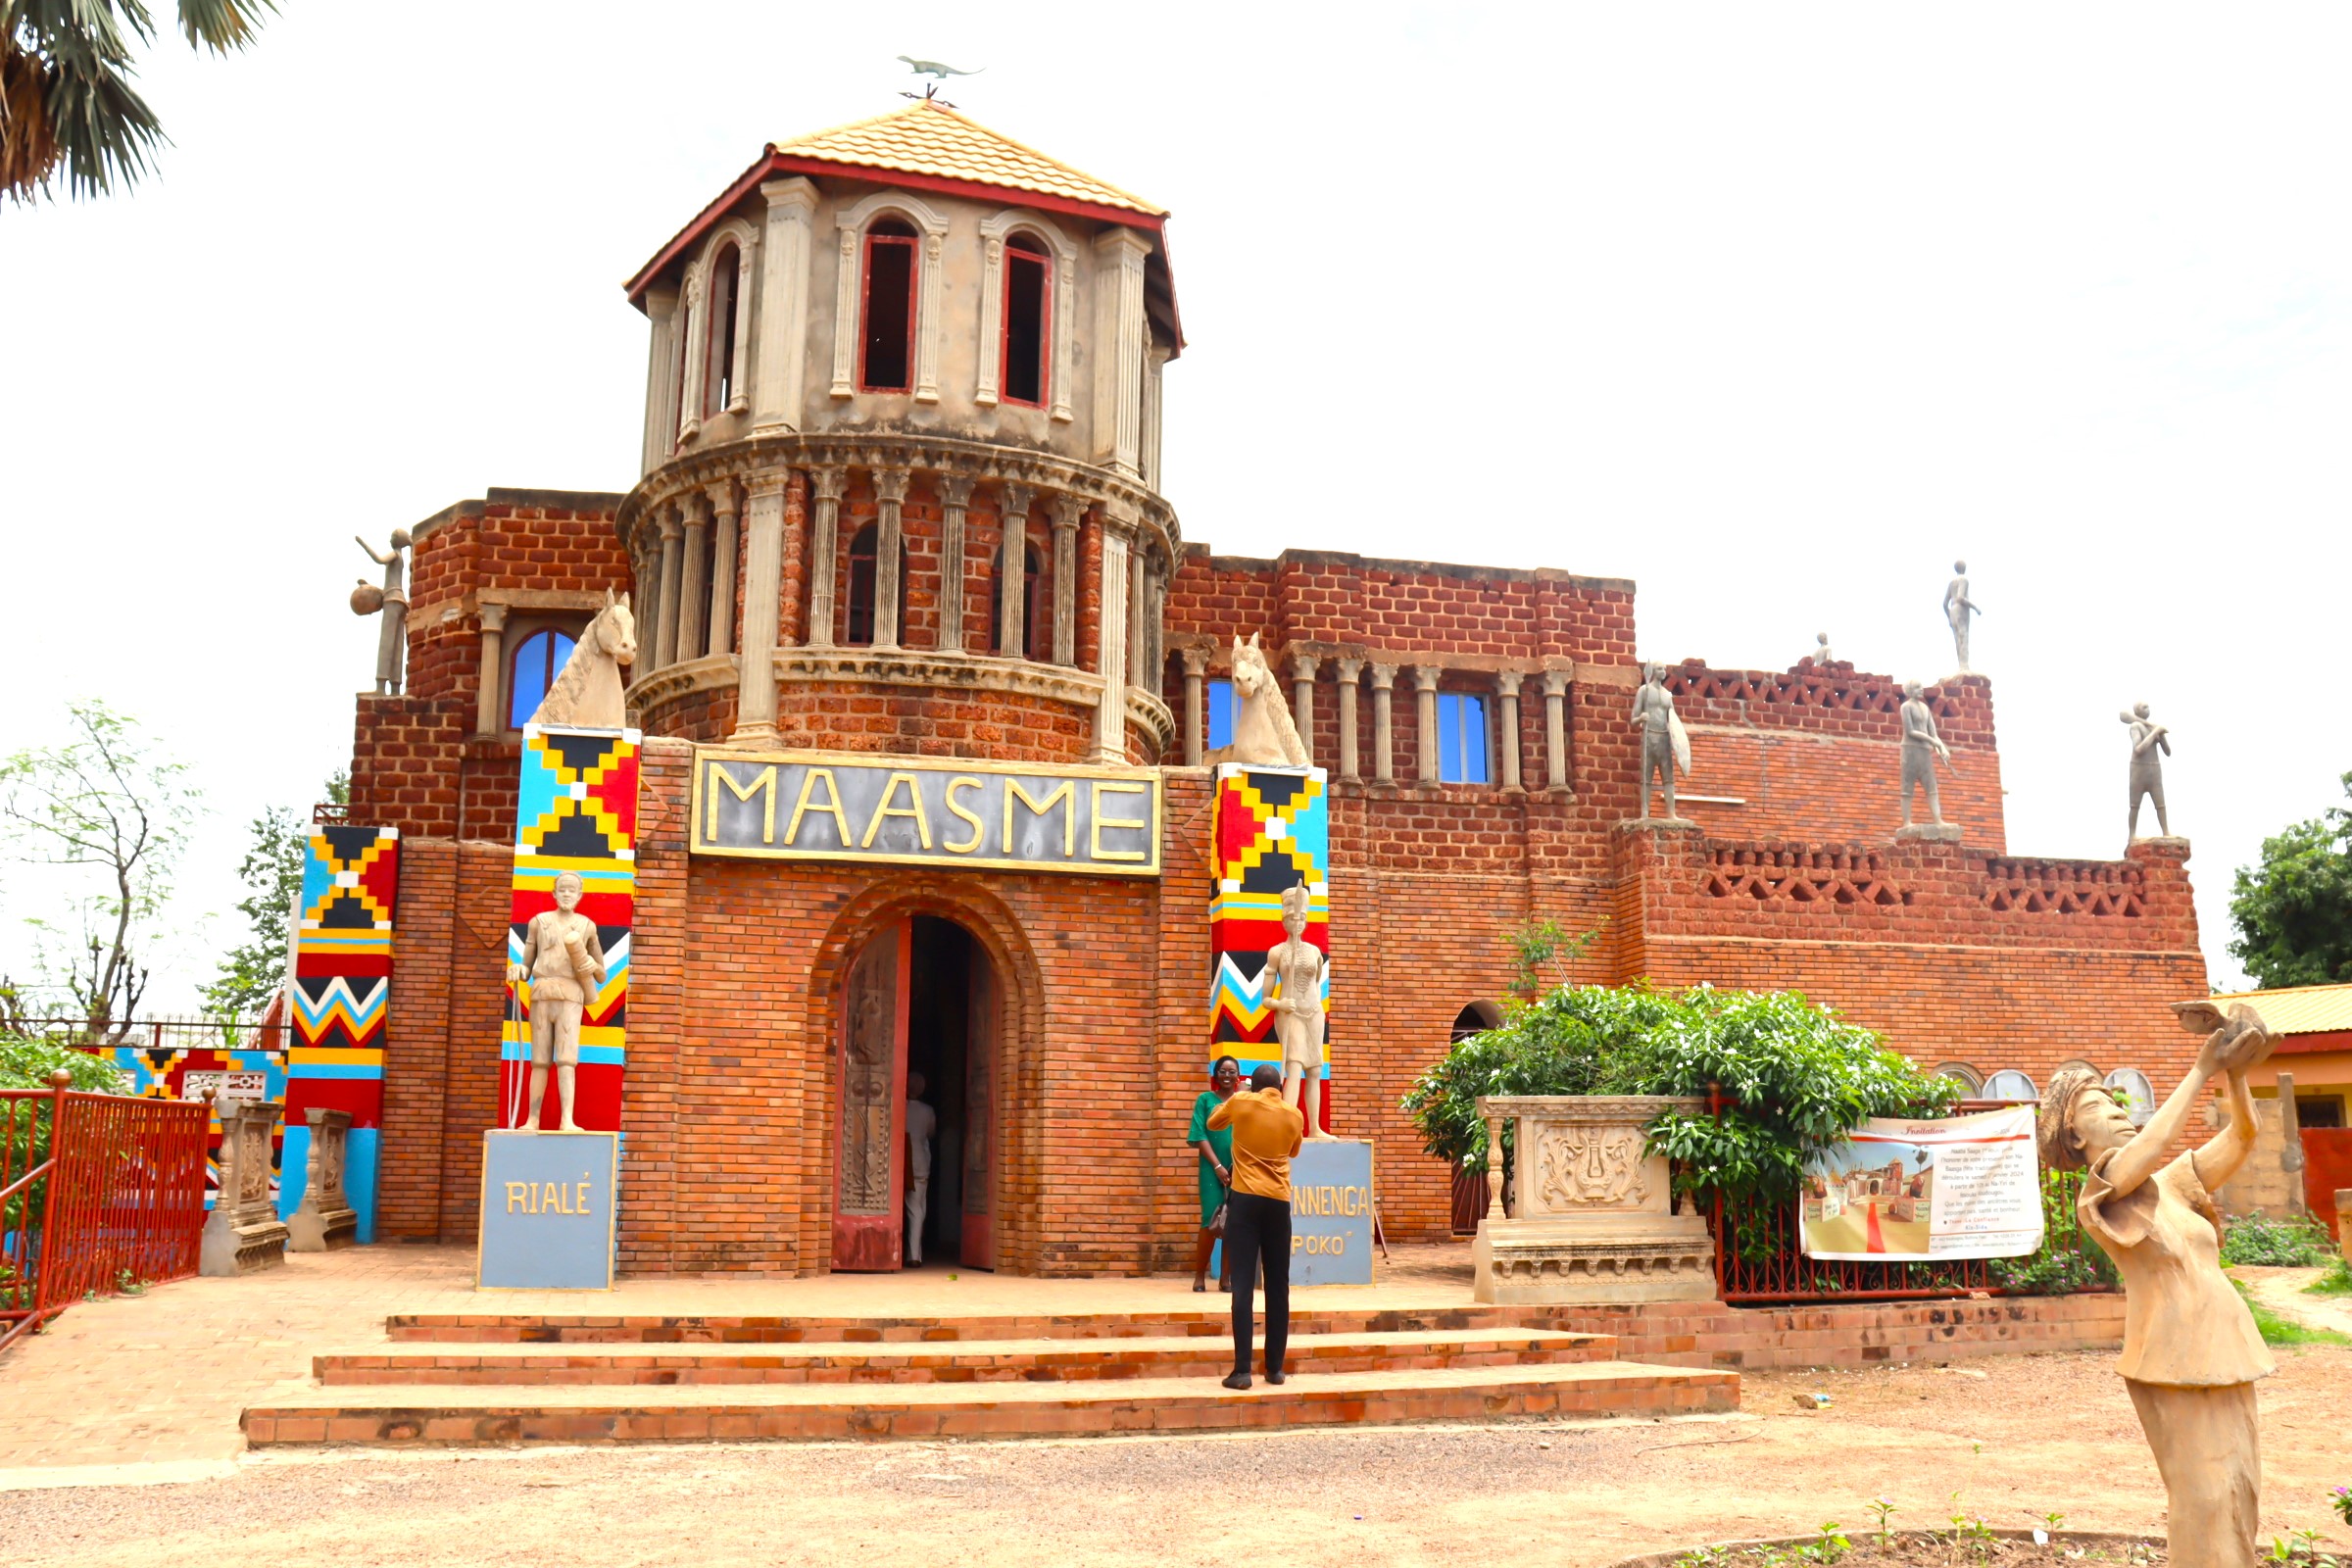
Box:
[1470,1094,1716,1304]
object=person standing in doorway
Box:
[1208,1064,1303,1390]
[1188,1056,1242,1292]
[905,1072,937,1265]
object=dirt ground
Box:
[4,1342,2347,1568]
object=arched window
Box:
[704,242,740,417]
[508,627,576,728]
[1982,1069,2036,1102]
[988,540,1044,659]
[1001,234,1050,407]
[1437,692,1490,783]
[860,219,918,393]
[1205,679,1236,751]
[1450,1002,1501,1044]
[2103,1067,2156,1126]
[1933,1062,1984,1095]
[844,523,908,647]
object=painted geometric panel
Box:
[286,823,398,1241]
[90,1036,289,1211]
[1207,764,1329,1080]
[504,725,640,1133]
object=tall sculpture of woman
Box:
[2038,1001,2275,1568]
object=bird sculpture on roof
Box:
[900,56,983,78]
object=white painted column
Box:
[1093,507,1135,764]
[1370,662,1397,783]
[633,536,661,676]
[753,177,816,434]
[1050,495,1082,666]
[1336,657,1363,781]
[1181,646,1208,766]
[914,227,945,404]
[475,604,507,735]
[996,482,1032,657]
[1290,652,1320,767]
[807,466,845,649]
[732,470,788,744]
[975,232,1004,408]
[938,475,973,652]
[707,480,740,657]
[1090,229,1152,476]
[1142,344,1170,488]
[1128,547,1150,685]
[640,287,678,475]
[677,493,710,663]
[1496,668,1525,790]
[1413,665,1442,783]
[655,507,685,669]
[873,468,907,649]
[1542,669,1570,790]
[829,226,859,399]
[676,273,707,446]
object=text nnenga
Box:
[505,1175,596,1215]
[1290,1184,1369,1217]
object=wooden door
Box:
[960,953,997,1270]
[833,919,910,1271]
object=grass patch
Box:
[2232,1277,2352,1347]
[2306,1258,2352,1298]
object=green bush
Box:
[1989,1170,2117,1294]
[2221,1211,2339,1267]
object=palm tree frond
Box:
[38,34,164,199]
[0,38,65,200]
[175,0,270,54]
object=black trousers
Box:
[1224,1191,1291,1378]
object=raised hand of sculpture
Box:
[352,529,413,696]
[2038,1001,2276,1568]
[2123,702,2172,839]
[1898,680,1952,828]
[1942,561,1982,673]
[507,870,606,1133]
[529,590,638,730]
[1209,632,1309,768]
[1629,662,1690,820]
[1266,882,1335,1142]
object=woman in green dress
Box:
[1188,1056,1243,1292]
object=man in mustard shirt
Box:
[1206,1065,1304,1390]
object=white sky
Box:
[5,3,2347,1009]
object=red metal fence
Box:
[2,1074,211,1354]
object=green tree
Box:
[0,701,202,1036]
[2229,772,2352,989]
[2,0,274,202]
[202,771,347,1018]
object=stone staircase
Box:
[242,1303,1738,1446]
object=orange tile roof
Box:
[770,101,1162,218]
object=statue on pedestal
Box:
[351,529,413,696]
[2124,702,2172,839]
[508,870,606,1133]
[528,589,638,730]
[1630,662,1689,820]
[2038,1001,2276,1568]
[1266,882,1335,1143]
[1942,560,1982,673]
[1803,632,1834,666]
[1209,632,1309,768]
[1898,680,1952,828]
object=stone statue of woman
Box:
[352,529,413,696]
[2037,1000,2275,1568]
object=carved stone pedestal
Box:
[1471,1095,1716,1305]
[200,1100,290,1276]
[288,1107,359,1251]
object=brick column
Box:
[873,468,908,649]
[654,505,684,669]
[1050,494,1082,665]
[706,479,740,657]
[732,468,788,744]
[997,482,1032,658]
[1369,662,1397,783]
[1336,657,1363,781]
[1180,646,1208,766]
[1496,668,1525,790]
[1542,669,1570,790]
[474,604,507,735]
[938,474,973,653]
[806,466,845,649]
[676,493,710,663]
[1290,652,1320,767]
[1413,665,1442,783]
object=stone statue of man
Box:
[1806,632,1833,666]
[1899,680,1952,828]
[2124,702,2172,839]
[1942,560,1981,673]
[507,870,606,1134]
[1266,882,1335,1143]
[1630,662,1688,820]
[353,529,413,696]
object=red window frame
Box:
[999,236,1051,409]
[858,225,919,394]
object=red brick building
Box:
[347,104,2210,1276]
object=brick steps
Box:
[243,1359,1739,1446]
[383,1304,1589,1346]
[316,1327,1614,1386]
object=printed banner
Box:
[285,823,399,1241]
[505,725,640,1134]
[1208,764,1329,1082]
[1800,1105,2042,1260]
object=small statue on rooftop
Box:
[1804,632,1834,667]
[1898,680,1952,828]
[1942,560,1982,673]
[1630,662,1690,820]
[2123,702,2172,840]
[351,529,413,696]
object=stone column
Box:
[633,537,661,678]
[677,493,710,663]
[1050,494,1082,666]
[707,480,740,657]
[1370,662,1397,783]
[1129,548,1150,687]
[1542,669,1570,791]
[1180,646,1208,766]
[732,469,788,744]
[655,506,685,669]
[1496,668,1525,790]
[1336,657,1363,781]
[1144,556,1167,684]
[938,474,974,653]
[806,466,845,649]
[474,603,508,735]
[752,177,816,434]
[1090,228,1152,475]
[640,286,678,475]
[1290,652,1320,767]
[996,482,1033,658]
[872,467,908,649]
[1413,665,1443,783]
[1484,1108,1507,1223]
[1093,505,1135,763]
[676,272,707,446]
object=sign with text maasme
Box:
[689,751,1163,876]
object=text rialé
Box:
[689,750,1163,876]
[503,1177,598,1216]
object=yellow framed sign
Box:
[688,749,1164,877]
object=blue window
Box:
[1437,692,1489,783]
[508,628,576,728]
[1206,678,1236,751]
